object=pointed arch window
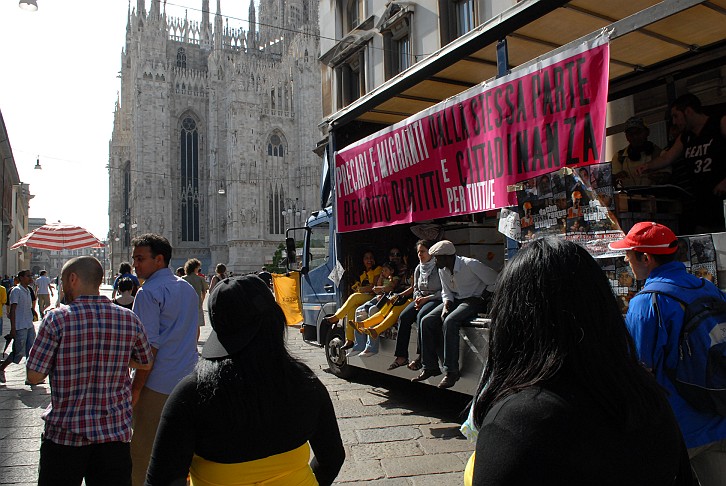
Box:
[177,48,187,68]
[180,117,200,241]
[268,185,284,234]
[269,134,284,157]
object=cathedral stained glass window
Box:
[180,117,200,241]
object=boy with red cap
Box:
[609,222,726,485]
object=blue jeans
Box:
[351,329,378,353]
[420,298,487,373]
[394,299,441,359]
[352,298,382,352]
[9,326,36,364]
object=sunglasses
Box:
[390,252,402,257]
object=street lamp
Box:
[281,197,305,228]
[19,0,38,11]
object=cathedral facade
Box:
[108,0,322,274]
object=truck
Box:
[284,0,726,396]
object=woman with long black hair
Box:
[145,275,345,486]
[466,237,694,485]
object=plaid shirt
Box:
[27,295,153,446]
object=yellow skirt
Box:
[190,442,318,486]
[464,451,475,486]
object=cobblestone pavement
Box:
[0,307,475,485]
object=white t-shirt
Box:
[36,275,52,295]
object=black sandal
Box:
[387,359,409,370]
[407,358,422,371]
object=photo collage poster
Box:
[515,163,622,254]
[600,257,638,315]
[599,234,719,314]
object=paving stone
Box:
[336,389,382,400]
[334,458,386,482]
[350,441,423,461]
[347,477,411,485]
[0,465,38,482]
[339,429,358,446]
[9,426,43,440]
[417,437,474,454]
[409,471,467,485]
[359,393,409,407]
[356,426,422,444]
[333,401,418,419]
[0,439,41,453]
[0,410,39,420]
[381,453,466,478]
[0,451,39,467]
[418,423,465,439]
[337,414,432,431]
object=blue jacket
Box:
[626,260,726,448]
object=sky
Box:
[0,0,256,241]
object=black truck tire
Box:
[324,325,355,379]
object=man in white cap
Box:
[413,240,498,388]
[610,222,726,484]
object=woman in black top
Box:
[112,277,135,310]
[145,275,345,486]
[468,238,695,485]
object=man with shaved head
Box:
[26,256,153,486]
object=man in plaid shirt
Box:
[27,256,153,486]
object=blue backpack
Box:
[641,280,726,416]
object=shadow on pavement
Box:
[325,366,472,424]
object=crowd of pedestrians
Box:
[0,233,345,486]
[1,224,726,485]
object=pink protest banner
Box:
[335,35,610,233]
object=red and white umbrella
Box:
[10,223,104,251]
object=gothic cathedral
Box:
[109,0,321,274]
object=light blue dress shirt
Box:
[132,267,199,395]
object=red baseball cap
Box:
[608,222,678,254]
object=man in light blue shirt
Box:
[415,241,498,389]
[129,233,198,486]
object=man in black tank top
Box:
[639,93,726,233]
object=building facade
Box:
[109,0,322,274]
[318,0,515,124]
[0,111,24,278]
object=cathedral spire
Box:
[213,0,223,51]
[136,0,145,17]
[247,0,257,50]
[202,0,210,46]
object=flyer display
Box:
[513,162,622,254]
[600,234,719,312]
